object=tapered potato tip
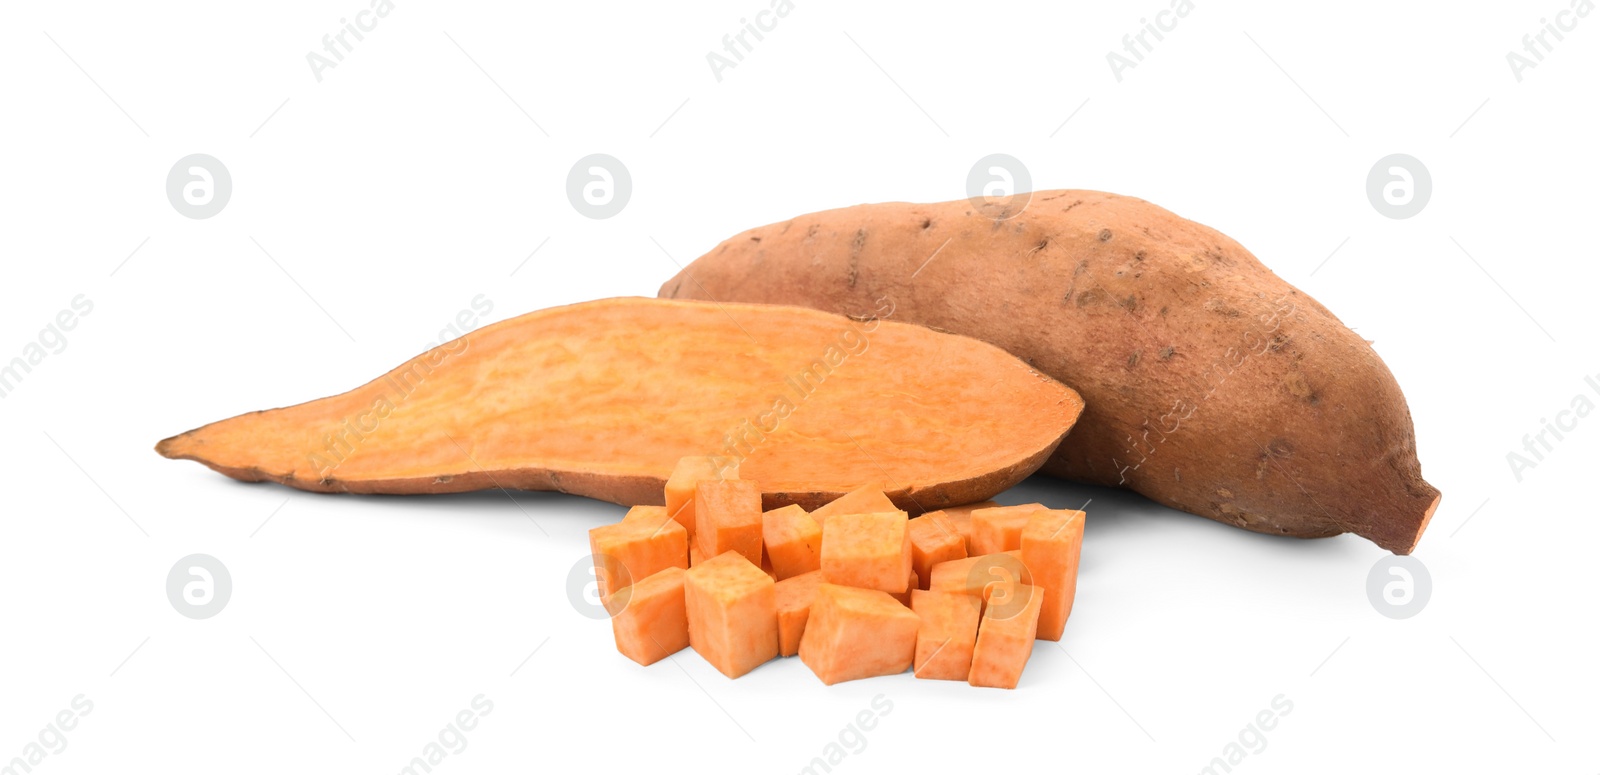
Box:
[1359,489,1441,556]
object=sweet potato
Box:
[660,193,1441,553]
[156,298,1083,512]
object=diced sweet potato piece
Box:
[911,589,981,680]
[695,479,762,566]
[810,484,897,528]
[1022,508,1086,641]
[665,456,738,538]
[923,501,999,556]
[889,571,918,606]
[684,552,778,678]
[821,511,911,592]
[970,504,1045,555]
[762,504,822,580]
[608,567,689,666]
[775,570,824,657]
[908,512,966,590]
[927,551,1030,605]
[589,506,689,599]
[968,583,1043,689]
[689,543,705,567]
[798,583,920,684]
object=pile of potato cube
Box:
[587,457,1085,689]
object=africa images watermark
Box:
[1113,293,1296,485]
[397,694,494,775]
[306,0,399,82]
[0,295,93,402]
[1195,694,1293,775]
[797,693,893,775]
[708,296,896,478]
[706,0,797,82]
[1105,0,1198,82]
[2,695,93,775]
[307,295,494,477]
[1505,0,1593,82]
[1505,369,1599,482]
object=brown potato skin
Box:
[660,191,1440,554]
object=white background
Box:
[2,1,1596,773]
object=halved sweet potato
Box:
[156,298,1083,512]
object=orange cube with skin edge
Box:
[762,504,823,580]
[908,512,966,589]
[588,506,688,600]
[665,456,738,539]
[684,552,779,678]
[695,479,763,566]
[927,551,1031,610]
[775,570,824,657]
[911,589,981,681]
[798,583,920,685]
[889,571,918,606]
[821,511,912,593]
[1021,508,1086,641]
[923,500,999,556]
[970,504,1045,555]
[968,582,1044,689]
[810,484,897,528]
[607,566,689,666]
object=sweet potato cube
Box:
[665,456,738,538]
[608,567,689,666]
[695,479,763,566]
[1022,508,1086,641]
[968,583,1044,689]
[970,504,1045,555]
[927,551,1030,605]
[775,570,824,657]
[821,511,911,592]
[911,589,981,680]
[923,500,998,555]
[588,507,689,599]
[689,543,705,567]
[890,571,918,607]
[908,512,967,589]
[811,484,898,528]
[684,552,778,678]
[798,583,920,684]
[762,504,822,580]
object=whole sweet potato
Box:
[660,191,1440,554]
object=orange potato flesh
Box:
[798,583,920,685]
[156,299,1084,514]
[927,551,1031,609]
[666,456,738,539]
[608,567,690,666]
[589,506,688,599]
[968,583,1043,689]
[810,485,897,528]
[907,512,966,590]
[911,590,981,681]
[775,570,824,657]
[1021,509,1086,641]
[970,504,1045,555]
[923,501,999,556]
[820,511,912,593]
[762,504,822,580]
[889,571,918,607]
[684,552,778,679]
[689,543,705,567]
[694,480,763,566]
